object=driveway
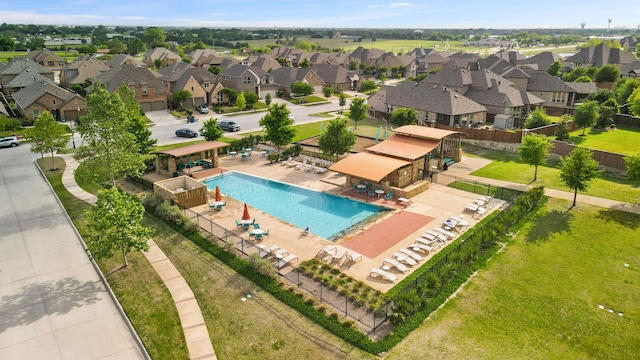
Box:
[0,146,147,359]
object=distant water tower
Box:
[581,23,586,30]
[607,19,612,32]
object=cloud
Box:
[0,10,105,25]
[389,2,414,8]
[119,16,147,20]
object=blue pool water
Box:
[203,172,387,240]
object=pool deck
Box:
[180,155,503,293]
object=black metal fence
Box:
[182,207,391,331]
[432,172,524,201]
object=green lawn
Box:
[387,198,640,359]
[567,125,640,155]
[463,144,640,204]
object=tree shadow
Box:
[595,207,640,230]
[524,208,573,244]
[0,277,102,334]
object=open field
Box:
[568,125,640,155]
[387,198,640,359]
[463,144,640,204]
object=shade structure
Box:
[215,186,221,202]
[242,203,251,221]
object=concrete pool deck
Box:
[185,155,503,292]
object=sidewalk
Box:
[59,154,217,360]
[444,156,640,215]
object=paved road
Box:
[0,145,147,359]
[148,98,343,146]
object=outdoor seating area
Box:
[258,243,298,269]
[463,196,497,217]
[315,245,362,267]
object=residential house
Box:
[25,49,66,77]
[503,66,577,116]
[60,55,110,88]
[188,49,219,64]
[13,80,85,120]
[311,63,359,91]
[270,67,324,97]
[375,52,418,79]
[368,81,487,127]
[242,55,282,73]
[414,52,448,75]
[0,58,55,95]
[158,63,224,107]
[105,54,146,68]
[620,36,638,51]
[95,64,167,111]
[620,60,640,79]
[492,49,526,66]
[348,46,385,74]
[565,43,636,69]
[564,82,598,104]
[217,64,263,98]
[522,51,564,72]
[196,55,239,71]
[144,47,182,68]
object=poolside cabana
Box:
[329,152,411,188]
[389,125,465,171]
[154,141,229,176]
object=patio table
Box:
[375,189,385,198]
[251,229,264,236]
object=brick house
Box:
[95,64,167,112]
[13,80,85,121]
[60,55,110,88]
[0,58,55,95]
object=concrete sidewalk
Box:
[59,154,217,360]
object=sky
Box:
[2,1,640,29]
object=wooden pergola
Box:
[153,141,229,176]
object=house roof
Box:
[517,67,576,93]
[523,51,563,71]
[61,56,110,85]
[157,62,195,82]
[374,82,486,115]
[95,64,167,93]
[13,80,82,108]
[220,64,257,78]
[393,125,463,140]
[311,63,352,84]
[145,47,181,62]
[3,72,55,89]
[105,54,146,68]
[565,43,637,67]
[328,152,411,182]
[422,65,473,88]
[270,67,319,87]
[188,49,219,63]
[564,81,598,95]
[154,141,229,157]
[366,134,440,160]
[25,49,64,65]
[0,57,54,76]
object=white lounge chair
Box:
[331,248,347,264]
[398,248,423,262]
[281,156,293,166]
[425,230,448,242]
[421,232,437,241]
[464,203,480,213]
[273,248,289,258]
[416,237,438,247]
[259,245,279,258]
[316,245,336,258]
[346,251,362,263]
[410,243,432,254]
[314,165,327,174]
[304,162,314,172]
[433,227,456,239]
[286,158,300,168]
[392,252,417,266]
[370,268,397,283]
[277,254,299,269]
[295,159,308,170]
[476,207,487,217]
[382,258,409,273]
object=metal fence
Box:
[182,207,391,331]
[432,172,524,201]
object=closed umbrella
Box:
[215,186,221,202]
[242,203,251,221]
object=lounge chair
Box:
[331,248,347,264]
[316,245,336,258]
[273,248,289,258]
[304,162,314,172]
[382,258,409,273]
[295,159,308,170]
[416,237,438,248]
[476,207,487,217]
[433,227,456,239]
[410,243,432,254]
[398,248,423,262]
[281,156,293,166]
[277,254,299,269]
[421,232,437,241]
[425,230,448,242]
[392,252,417,267]
[314,166,326,174]
[346,251,362,263]
[370,268,397,283]
[259,245,279,258]
[286,159,300,168]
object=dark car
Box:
[0,136,20,148]
[195,104,209,114]
[218,120,240,132]
[175,128,198,138]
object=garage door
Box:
[140,102,152,112]
[153,100,166,111]
[313,85,323,94]
[193,97,205,106]
[261,89,277,99]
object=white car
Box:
[0,136,20,148]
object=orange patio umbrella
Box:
[242,203,251,221]
[215,186,221,202]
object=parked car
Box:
[175,128,198,138]
[218,120,240,132]
[195,104,209,114]
[0,136,20,148]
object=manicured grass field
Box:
[387,198,640,359]
[568,125,640,155]
[463,144,640,204]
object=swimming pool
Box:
[203,172,388,240]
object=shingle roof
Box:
[105,54,146,68]
[61,56,110,85]
[422,65,473,88]
[4,72,55,89]
[564,81,598,95]
[270,67,319,87]
[565,43,637,67]
[13,80,81,108]
[514,66,575,93]
[220,64,254,78]
[145,47,181,62]
[188,49,219,63]
[375,82,486,115]
[311,63,352,84]
[328,152,411,182]
[523,51,563,71]
[157,62,195,82]
[95,64,166,93]
[0,57,54,76]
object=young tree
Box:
[264,93,272,106]
[389,108,418,126]
[547,61,562,76]
[624,153,640,182]
[323,86,333,98]
[523,106,551,129]
[23,111,69,170]
[555,118,570,141]
[318,117,356,161]
[208,65,223,75]
[628,87,640,117]
[241,91,258,109]
[172,90,191,110]
[597,103,615,128]
[117,84,156,155]
[290,81,314,97]
[154,58,163,69]
[199,118,224,141]
[559,148,601,207]
[259,103,296,151]
[78,83,147,187]
[349,97,369,130]
[235,93,246,111]
[518,134,552,181]
[573,101,599,135]
[299,58,310,68]
[594,64,620,83]
[85,187,154,267]
[220,87,237,104]
[338,93,347,111]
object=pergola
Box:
[153,141,229,175]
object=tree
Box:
[348,61,358,71]
[172,89,191,109]
[318,117,356,161]
[154,58,163,69]
[127,38,145,55]
[595,64,620,83]
[23,111,69,170]
[0,37,16,51]
[85,187,153,267]
[613,78,640,106]
[358,80,377,92]
[523,106,551,129]
[323,86,333,98]
[235,93,246,111]
[241,91,258,109]
[597,103,615,128]
[259,103,296,151]
[624,153,640,182]
[264,93,272,106]
[389,108,418,127]
[199,118,224,141]
[208,65,223,75]
[339,93,347,111]
[547,61,562,76]
[143,27,166,48]
[220,87,237,104]
[628,87,640,117]
[78,83,147,187]
[290,81,314,97]
[573,101,599,135]
[555,117,570,141]
[518,134,552,181]
[117,84,156,155]
[299,58,310,68]
[107,38,126,54]
[349,97,368,130]
[559,148,601,207]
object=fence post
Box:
[473,181,477,193]
[487,184,491,196]
[345,296,348,316]
[320,282,323,301]
[297,269,300,287]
